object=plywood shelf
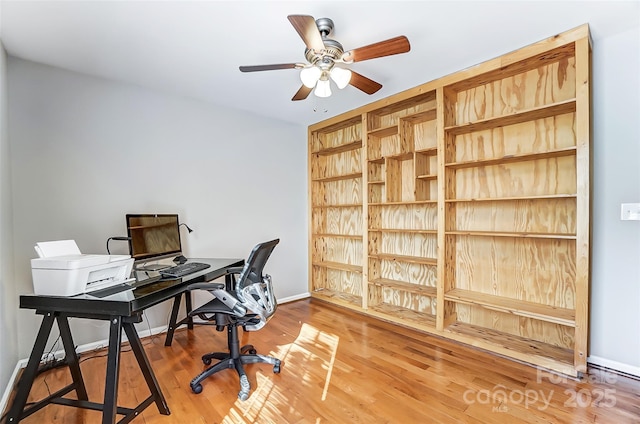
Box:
[415,147,438,155]
[368,200,437,206]
[444,99,576,135]
[444,289,575,327]
[312,115,362,134]
[312,172,362,182]
[369,228,437,235]
[313,139,362,156]
[313,233,362,240]
[312,261,363,273]
[445,230,576,240]
[311,288,362,309]
[370,253,437,266]
[312,203,363,208]
[445,194,577,203]
[445,147,576,170]
[368,125,398,138]
[368,91,436,118]
[401,108,437,123]
[368,304,436,329]
[385,152,413,161]
[445,322,575,371]
[370,279,437,297]
[416,174,437,181]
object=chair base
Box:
[190,329,281,400]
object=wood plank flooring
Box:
[5,298,640,423]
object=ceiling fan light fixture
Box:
[314,78,332,98]
[330,67,352,89]
[300,66,322,88]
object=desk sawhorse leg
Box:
[7,311,170,424]
[164,273,234,346]
[164,290,194,346]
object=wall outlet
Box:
[621,203,640,220]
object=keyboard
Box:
[159,262,211,278]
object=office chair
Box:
[186,239,281,400]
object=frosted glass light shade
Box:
[330,67,352,89]
[300,66,322,88]
[314,79,332,98]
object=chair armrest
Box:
[187,281,225,291]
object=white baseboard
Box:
[279,292,310,304]
[588,355,640,378]
[0,360,25,418]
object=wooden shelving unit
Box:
[365,91,439,330]
[308,24,591,377]
[309,112,365,312]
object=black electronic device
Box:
[173,255,188,264]
[126,214,183,265]
[158,262,211,278]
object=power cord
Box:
[0,337,74,424]
[106,236,130,254]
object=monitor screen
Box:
[125,214,182,262]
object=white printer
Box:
[31,240,134,296]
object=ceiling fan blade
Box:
[343,36,410,63]
[349,71,383,95]
[239,63,301,72]
[292,85,313,101]
[287,15,325,52]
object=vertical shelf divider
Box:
[361,112,369,310]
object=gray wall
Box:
[589,25,640,373]
[7,58,308,359]
[0,40,18,404]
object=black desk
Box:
[7,258,243,424]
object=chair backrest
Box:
[235,238,279,291]
[235,239,279,330]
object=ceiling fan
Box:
[239,15,411,101]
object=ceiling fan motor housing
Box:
[304,18,345,68]
[305,39,344,66]
[315,18,334,36]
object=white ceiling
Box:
[1,1,639,127]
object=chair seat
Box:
[191,298,232,316]
[191,298,261,328]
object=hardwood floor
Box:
[6,299,640,423]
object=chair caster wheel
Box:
[191,384,203,394]
[273,364,281,374]
[203,357,212,365]
[248,349,257,354]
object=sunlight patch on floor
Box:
[221,323,340,423]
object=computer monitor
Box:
[125,214,182,264]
